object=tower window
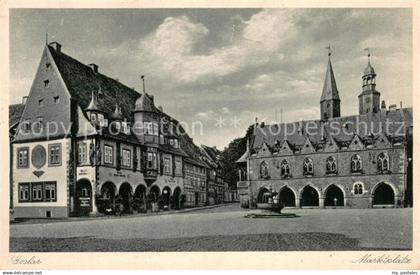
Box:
[53,96,60,104]
[38,99,44,106]
[44,80,50,88]
[46,62,51,68]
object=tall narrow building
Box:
[320,51,341,120]
[358,54,380,115]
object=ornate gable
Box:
[348,134,365,151]
[323,136,339,153]
[278,140,293,156]
[300,137,316,154]
[257,142,272,157]
[374,133,392,149]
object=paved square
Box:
[10,205,412,251]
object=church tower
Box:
[358,52,380,115]
[320,47,341,120]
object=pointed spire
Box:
[320,47,340,102]
[110,102,123,120]
[86,90,100,112]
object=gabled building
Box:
[10,42,211,218]
[237,52,413,209]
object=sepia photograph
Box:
[1,0,419,271]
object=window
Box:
[153,122,159,136]
[122,149,131,167]
[354,183,363,195]
[163,156,171,174]
[17,147,29,168]
[104,145,113,165]
[18,182,57,202]
[175,158,182,175]
[303,158,314,175]
[45,182,56,201]
[32,183,43,201]
[44,80,50,88]
[326,156,337,174]
[38,99,44,106]
[81,187,90,197]
[147,152,157,169]
[351,154,362,172]
[144,122,154,135]
[365,97,371,103]
[281,160,290,177]
[18,183,30,202]
[377,153,390,172]
[48,144,61,166]
[173,139,179,148]
[78,143,87,164]
[259,161,269,179]
[53,96,60,104]
[46,62,51,68]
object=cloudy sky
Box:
[10,9,412,149]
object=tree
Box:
[219,126,253,189]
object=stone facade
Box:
[237,54,412,209]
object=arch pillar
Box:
[295,198,300,208]
[91,185,98,214]
[319,197,325,208]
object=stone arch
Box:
[278,185,297,207]
[257,186,271,203]
[149,185,160,202]
[76,178,93,216]
[119,182,133,213]
[299,185,320,207]
[172,186,182,210]
[133,184,147,212]
[371,181,397,206]
[324,184,345,207]
[98,181,117,213]
[161,186,172,210]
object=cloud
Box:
[137,10,302,84]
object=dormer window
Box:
[44,80,50,88]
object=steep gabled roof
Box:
[48,45,141,119]
[9,103,25,126]
[250,107,412,153]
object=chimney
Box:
[389,104,397,111]
[49,42,62,53]
[89,63,98,73]
[22,96,28,105]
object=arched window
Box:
[326,156,337,174]
[351,154,362,172]
[281,160,290,177]
[303,158,314,175]
[259,161,269,179]
[377,153,390,172]
[353,183,363,195]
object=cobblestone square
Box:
[10,205,412,251]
